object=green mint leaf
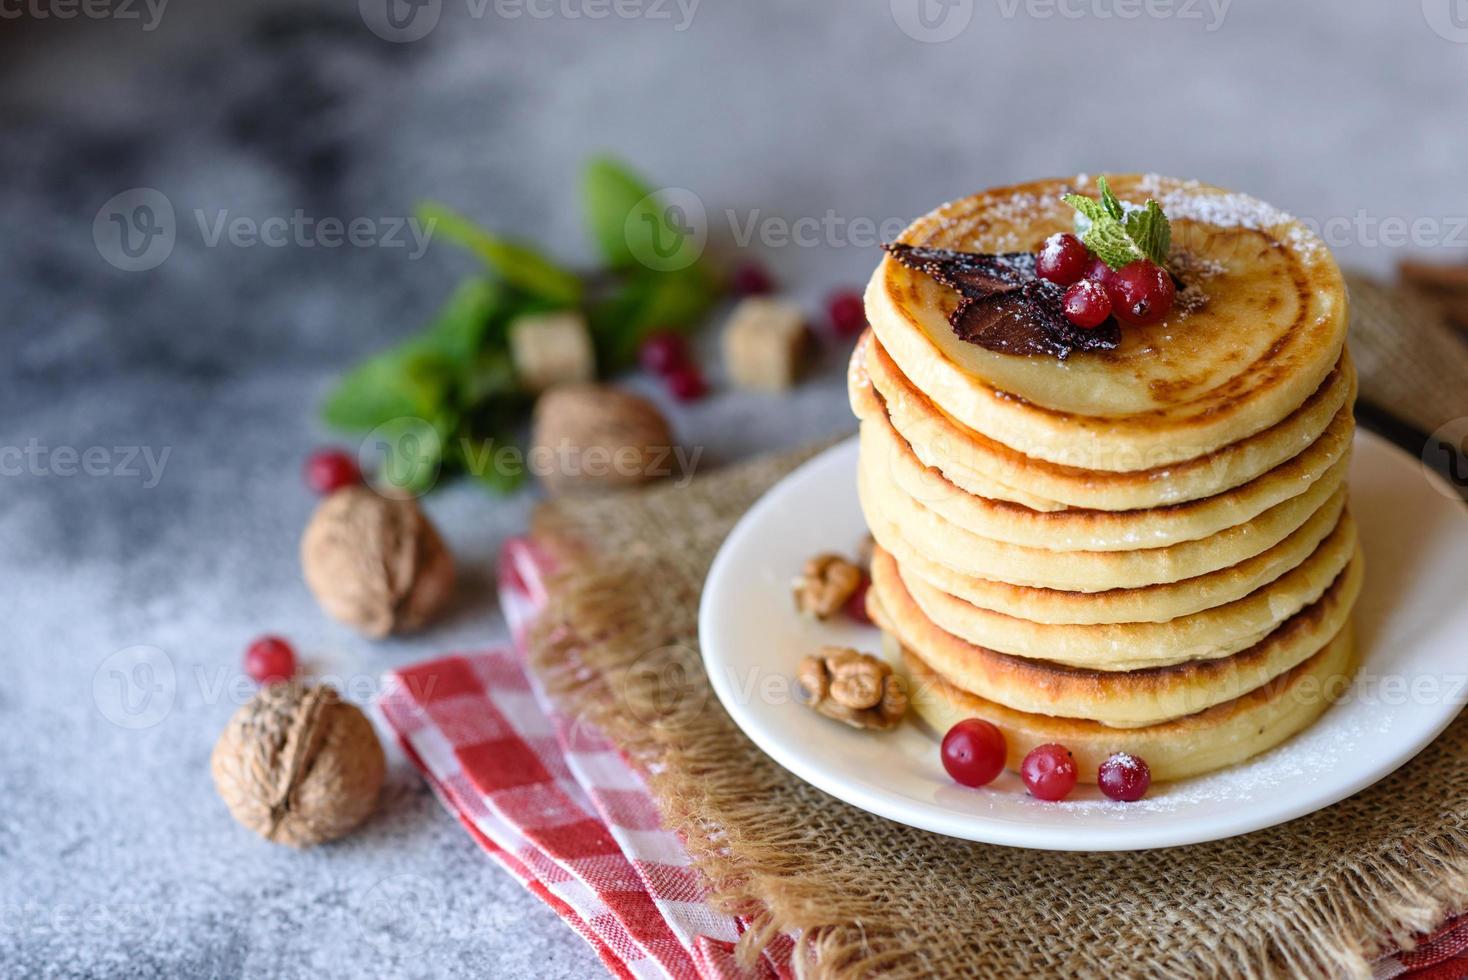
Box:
[1062,193,1107,225]
[1096,176,1125,221]
[1083,220,1145,270]
[322,278,501,432]
[370,412,451,496]
[1124,199,1171,267]
[419,278,507,360]
[1063,177,1172,270]
[582,157,704,273]
[581,157,657,268]
[465,434,528,494]
[321,349,456,432]
[416,202,582,306]
[322,354,433,432]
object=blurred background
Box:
[3,2,1467,977]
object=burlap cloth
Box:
[527,274,1468,979]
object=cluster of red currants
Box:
[1036,233,1176,330]
[940,718,1151,802]
[638,331,708,402]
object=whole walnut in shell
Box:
[301,486,455,638]
[530,384,676,495]
[211,682,386,847]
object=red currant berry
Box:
[826,290,867,338]
[244,636,297,685]
[1082,255,1116,287]
[940,719,1007,788]
[1020,743,1078,801]
[305,448,361,495]
[1062,279,1112,329]
[844,575,872,624]
[666,364,708,402]
[1097,752,1152,802]
[1106,260,1176,326]
[1035,233,1088,286]
[731,260,775,296]
[638,331,689,376]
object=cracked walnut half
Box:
[796,647,908,731]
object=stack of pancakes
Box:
[853,175,1362,783]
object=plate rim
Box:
[698,428,1468,851]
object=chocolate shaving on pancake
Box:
[883,243,1120,359]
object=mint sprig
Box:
[1062,176,1171,270]
[321,158,725,496]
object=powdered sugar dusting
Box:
[1136,173,1325,258]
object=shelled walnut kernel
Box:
[796,647,907,731]
[793,553,862,619]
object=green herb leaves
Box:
[580,156,721,370]
[1062,177,1171,271]
[322,278,529,495]
[419,203,582,306]
[321,158,725,495]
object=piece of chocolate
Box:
[883,243,1120,359]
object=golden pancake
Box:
[881,621,1358,784]
[855,330,1357,512]
[869,555,1359,727]
[866,175,1349,470]
[858,457,1349,592]
[872,496,1352,625]
[857,394,1353,552]
[848,332,1067,511]
[887,537,1360,670]
[872,536,1361,679]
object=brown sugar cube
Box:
[722,298,808,391]
[510,312,596,392]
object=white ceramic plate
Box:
[699,430,1468,851]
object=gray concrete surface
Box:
[3,2,1467,977]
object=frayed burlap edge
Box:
[524,284,1468,980]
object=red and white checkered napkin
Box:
[376,538,794,980]
[379,537,1464,980]
[1374,914,1468,980]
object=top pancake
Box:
[866,174,1349,470]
